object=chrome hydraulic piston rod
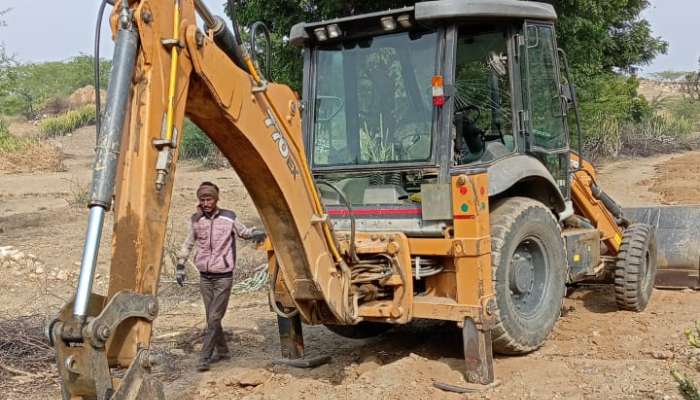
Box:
[73,6,139,320]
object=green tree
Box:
[233,0,666,87]
[0,56,111,118]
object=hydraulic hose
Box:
[249,21,272,80]
[316,180,359,263]
[268,260,300,318]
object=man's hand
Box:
[175,263,187,287]
[250,228,267,244]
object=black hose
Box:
[268,261,300,318]
[316,180,359,264]
[94,0,109,144]
[249,21,272,80]
[226,0,244,46]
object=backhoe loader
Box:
[48,0,697,398]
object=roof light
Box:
[314,27,328,42]
[327,24,342,39]
[432,75,445,107]
[380,16,397,31]
[397,14,412,28]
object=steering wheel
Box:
[316,95,345,122]
[398,134,422,148]
[455,104,481,125]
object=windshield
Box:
[312,30,438,167]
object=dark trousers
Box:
[199,274,233,361]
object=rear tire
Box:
[490,197,566,355]
[614,223,657,311]
[324,322,392,339]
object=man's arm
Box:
[231,218,256,239]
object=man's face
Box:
[198,195,218,214]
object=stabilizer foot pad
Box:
[433,380,501,393]
[273,355,331,368]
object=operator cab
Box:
[291,0,572,235]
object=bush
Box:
[0,118,27,153]
[0,119,65,172]
[584,111,695,158]
[39,105,96,137]
[0,56,110,119]
[180,119,226,167]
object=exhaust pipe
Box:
[73,5,139,320]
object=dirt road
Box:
[1,127,698,399]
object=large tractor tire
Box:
[324,322,393,339]
[490,197,566,355]
[614,223,657,311]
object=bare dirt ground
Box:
[1,126,699,400]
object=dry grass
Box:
[0,314,58,395]
[0,118,65,173]
[0,140,65,173]
[63,176,89,208]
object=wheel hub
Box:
[511,253,535,295]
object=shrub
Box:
[0,118,27,153]
[0,120,64,172]
[179,119,226,167]
[39,105,96,137]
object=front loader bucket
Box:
[624,206,700,289]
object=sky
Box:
[0,0,697,74]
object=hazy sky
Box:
[0,0,697,74]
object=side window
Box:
[523,24,566,149]
[453,26,514,165]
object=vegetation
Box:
[180,119,226,167]
[0,56,110,119]
[681,60,700,101]
[0,117,27,153]
[672,321,700,400]
[39,105,97,138]
[652,71,692,82]
[0,118,64,172]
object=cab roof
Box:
[290,0,556,47]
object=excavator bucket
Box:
[624,206,700,289]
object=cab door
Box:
[519,22,570,199]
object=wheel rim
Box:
[509,236,549,318]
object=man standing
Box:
[176,181,265,372]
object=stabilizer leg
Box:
[273,314,330,368]
[462,318,494,384]
[277,314,304,359]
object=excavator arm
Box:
[51,1,355,398]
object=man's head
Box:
[197,181,219,214]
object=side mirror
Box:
[559,82,578,110]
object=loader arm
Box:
[51,1,353,398]
[570,153,624,256]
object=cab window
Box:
[454,25,514,165]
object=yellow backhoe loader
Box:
[48,1,697,398]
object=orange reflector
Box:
[432,75,445,107]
